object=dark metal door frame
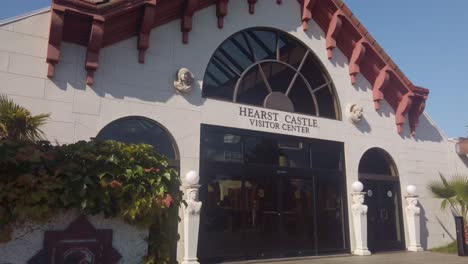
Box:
[360,176,406,252]
[198,124,350,263]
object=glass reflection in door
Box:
[315,171,347,254]
[242,171,317,258]
[243,169,282,259]
[280,176,316,256]
[199,164,245,261]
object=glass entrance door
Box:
[198,125,349,263]
[243,169,316,259]
[362,179,405,252]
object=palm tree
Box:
[429,173,468,244]
[0,95,50,141]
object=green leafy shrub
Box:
[0,139,182,263]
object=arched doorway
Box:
[199,28,348,263]
[96,116,180,260]
[96,116,180,167]
[358,148,405,252]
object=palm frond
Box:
[0,94,50,141]
[429,173,468,221]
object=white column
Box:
[183,171,202,264]
[405,185,424,252]
[350,181,371,256]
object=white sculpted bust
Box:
[346,103,364,123]
[174,68,194,94]
[406,197,421,215]
[186,189,202,215]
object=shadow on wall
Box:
[303,23,323,41]
[400,114,444,143]
[51,78,104,98]
[329,49,347,68]
[351,72,372,92]
[377,101,394,118]
[356,116,371,134]
[51,40,208,108]
[436,215,456,242]
[419,202,430,249]
[99,67,206,107]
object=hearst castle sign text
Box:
[239,106,318,134]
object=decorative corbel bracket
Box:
[298,0,317,31]
[181,0,200,44]
[216,0,229,29]
[248,0,257,14]
[372,66,392,110]
[46,6,66,78]
[408,94,427,136]
[349,38,370,84]
[85,16,105,85]
[138,0,157,63]
[326,10,345,59]
[395,92,414,134]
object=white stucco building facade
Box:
[0,1,467,263]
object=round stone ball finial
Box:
[185,170,199,186]
[406,185,417,196]
[351,181,364,192]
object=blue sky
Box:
[343,0,468,138]
[1,1,467,138]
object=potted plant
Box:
[429,173,468,256]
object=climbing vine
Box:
[0,139,182,263]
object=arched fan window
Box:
[203,28,340,119]
[96,116,179,166]
[359,148,398,177]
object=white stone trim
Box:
[0,7,50,26]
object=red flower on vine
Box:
[155,194,173,207]
[109,180,122,189]
[163,194,173,207]
[144,167,160,173]
[16,174,33,186]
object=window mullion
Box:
[285,50,309,96]
[258,64,273,93]
[242,32,257,62]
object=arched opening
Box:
[358,148,405,252]
[359,148,398,178]
[96,116,180,167]
[203,27,341,120]
[96,116,180,261]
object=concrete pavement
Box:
[247,252,466,264]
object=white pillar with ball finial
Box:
[405,185,424,252]
[182,170,202,264]
[350,181,371,256]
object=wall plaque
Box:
[29,215,121,264]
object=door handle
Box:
[380,209,389,221]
